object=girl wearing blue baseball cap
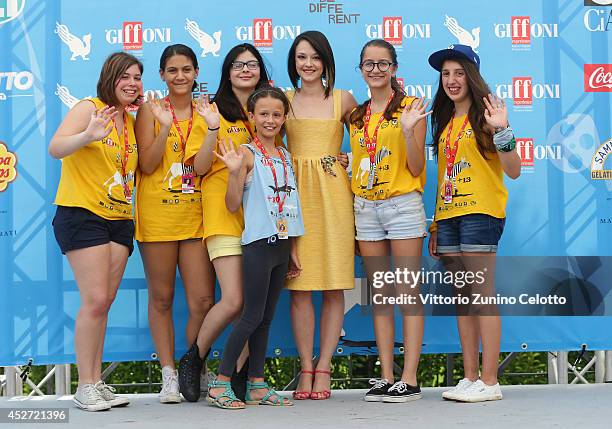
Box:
[427,44,521,403]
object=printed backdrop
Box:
[1,0,611,365]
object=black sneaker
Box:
[364,378,393,402]
[382,381,421,403]
[178,344,204,402]
[231,358,249,402]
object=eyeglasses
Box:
[231,60,260,71]
[360,60,395,72]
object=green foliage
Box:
[10,350,599,395]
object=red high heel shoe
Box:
[310,369,332,400]
[292,370,314,400]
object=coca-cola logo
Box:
[584,64,612,92]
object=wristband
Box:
[493,127,516,152]
[208,126,220,131]
[494,124,509,134]
[496,137,516,153]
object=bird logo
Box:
[55,22,91,61]
[185,19,221,57]
[444,15,480,52]
[55,83,88,108]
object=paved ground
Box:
[1,384,612,428]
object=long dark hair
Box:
[212,43,270,122]
[159,44,199,92]
[287,30,335,98]
[431,58,495,158]
[349,39,405,128]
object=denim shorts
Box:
[436,214,505,254]
[354,192,427,241]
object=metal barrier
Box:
[3,350,611,398]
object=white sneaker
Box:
[160,366,181,404]
[442,378,474,401]
[453,379,502,403]
[95,380,130,407]
[73,384,111,412]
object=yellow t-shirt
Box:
[432,114,508,228]
[135,112,206,242]
[184,115,253,239]
[54,98,138,220]
[350,96,426,200]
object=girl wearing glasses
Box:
[178,43,272,402]
[284,31,357,401]
[134,44,219,404]
[427,45,520,403]
[349,39,430,403]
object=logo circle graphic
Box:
[547,114,599,174]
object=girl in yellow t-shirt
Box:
[49,52,142,412]
[135,44,220,404]
[349,39,430,403]
[427,44,521,403]
[178,43,273,403]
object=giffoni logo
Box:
[0,0,25,25]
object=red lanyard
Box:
[253,137,288,213]
[166,97,194,152]
[363,91,394,164]
[444,113,470,178]
[112,111,130,187]
[240,106,255,140]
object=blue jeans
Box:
[436,214,505,253]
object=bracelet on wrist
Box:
[208,126,220,131]
[494,124,510,134]
[496,137,516,153]
[493,126,516,152]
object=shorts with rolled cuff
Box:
[354,192,427,241]
[436,213,505,254]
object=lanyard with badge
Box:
[253,137,289,239]
[363,91,394,190]
[112,112,132,204]
[167,97,196,194]
[443,113,470,204]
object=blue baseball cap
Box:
[428,44,480,71]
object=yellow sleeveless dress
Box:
[285,89,355,291]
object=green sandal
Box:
[206,380,245,410]
[245,380,293,406]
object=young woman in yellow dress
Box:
[134,44,219,404]
[349,39,430,403]
[284,30,357,401]
[178,43,272,402]
[49,52,142,411]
